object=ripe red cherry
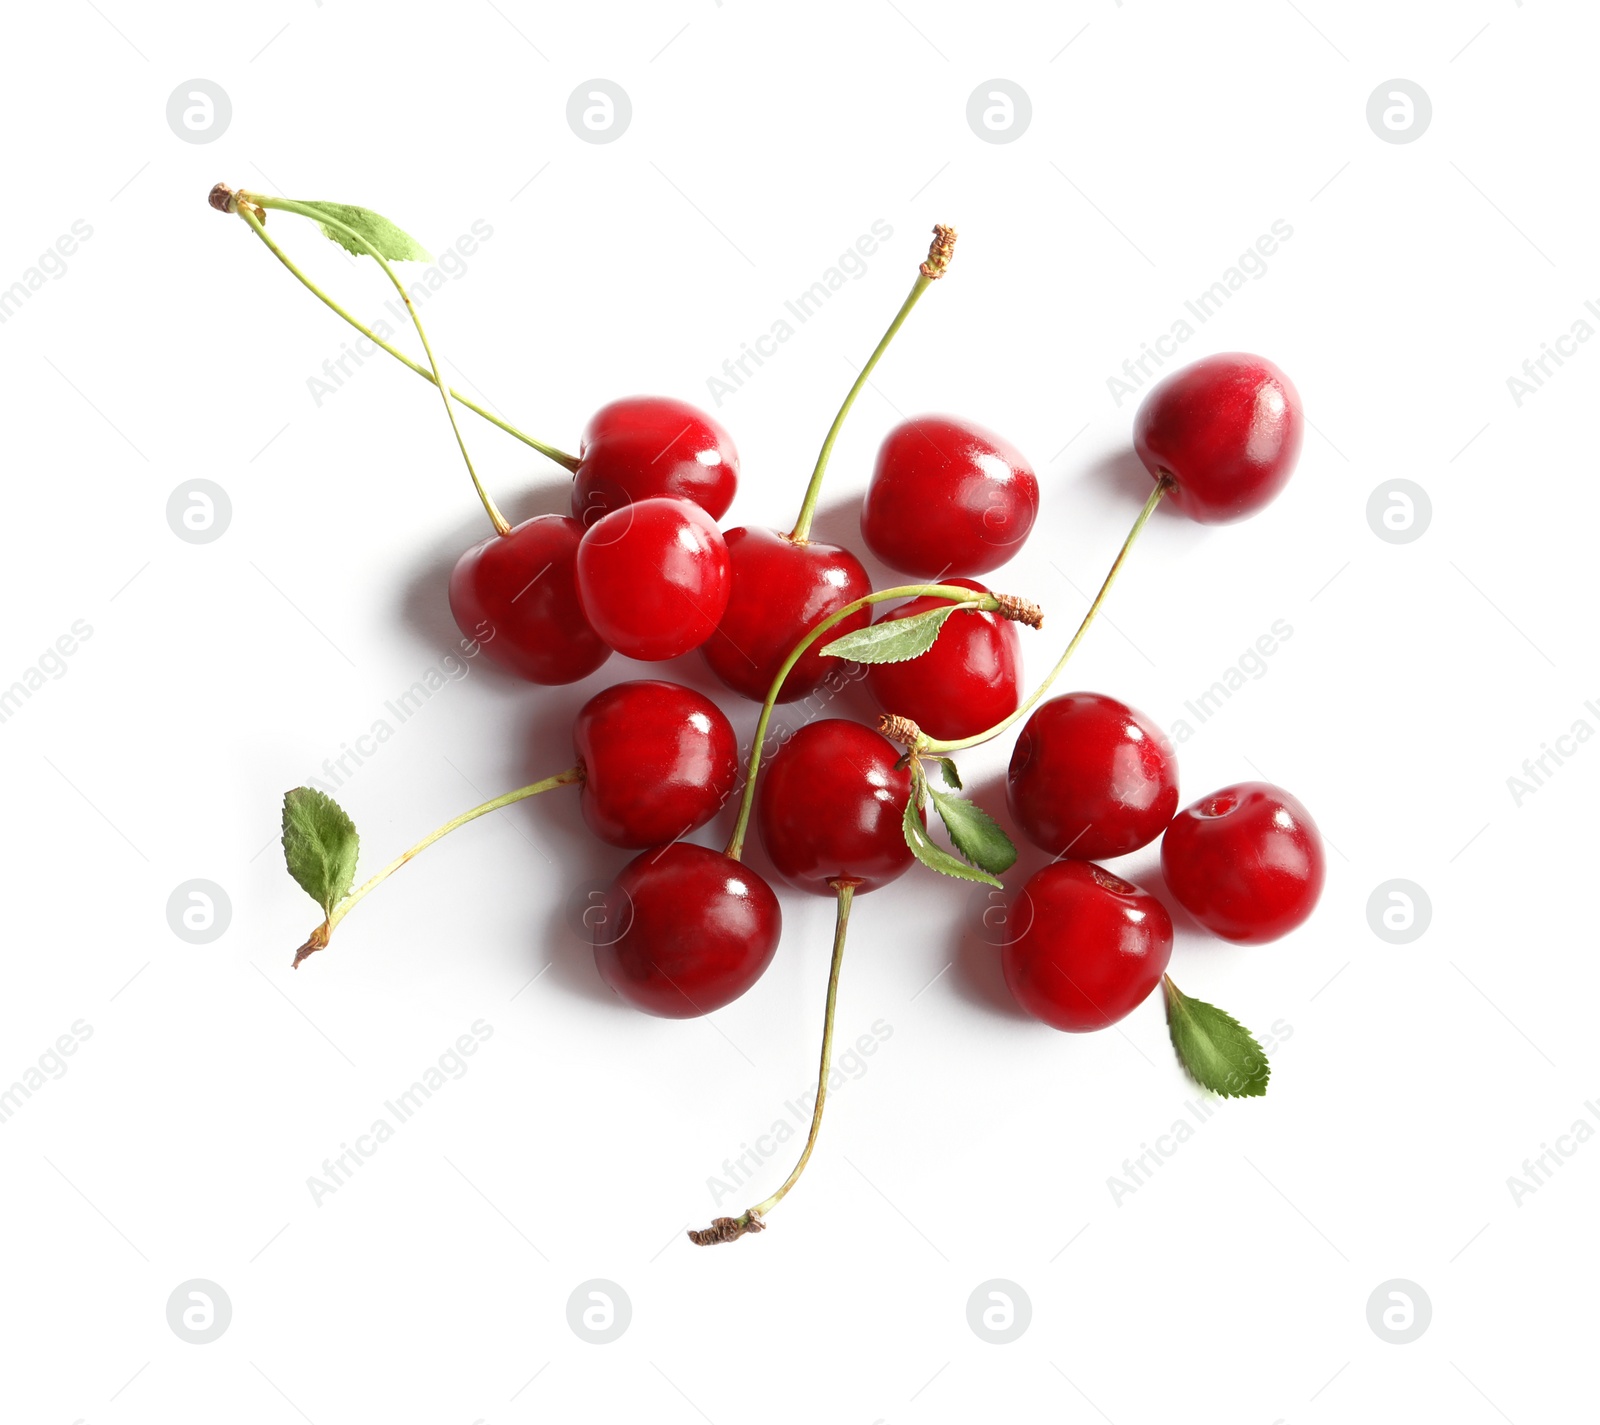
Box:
[702,527,871,703]
[449,514,611,684]
[1007,693,1178,860]
[571,396,738,527]
[1133,354,1304,524]
[575,497,732,661]
[756,719,916,895]
[571,681,738,848]
[593,843,781,1017]
[860,416,1039,578]
[1160,782,1325,943]
[1002,862,1174,1031]
[865,579,1020,741]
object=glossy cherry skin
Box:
[1160,781,1325,944]
[571,681,738,848]
[861,416,1039,578]
[575,497,732,661]
[594,843,781,1017]
[1007,693,1179,860]
[756,719,916,895]
[449,515,611,685]
[572,396,738,527]
[865,579,1021,742]
[1134,354,1304,524]
[702,526,872,703]
[1002,862,1174,1032]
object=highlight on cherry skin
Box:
[572,396,739,528]
[756,719,919,895]
[1134,353,1304,524]
[449,514,612,686]
[865,578,1022,742]
[861,415,1040,578]
[1160,781,1326,943]
[1006,692,1179,860]
[593,843,782,1018]
[575,496,733,661]
[1001,861,1174,1032]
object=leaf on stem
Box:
[902,796,1002,888]
[821,605,958,664]
[282,787,360,915]
[1162,978,1271,1098]
[928,756,962,790]
[927,788,1017,875]
[297,202,432,262]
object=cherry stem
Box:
[722,582,1001,862]
[688,878,857,1245]
[788,225,956,543]
[230,204,579,473]
[292,766,582,967]
[235,191,512,536]
[912,477,1172,755]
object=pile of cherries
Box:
[212,189,1323,1246]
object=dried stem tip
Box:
[687,1212,765,1246]
[291,920,331,970]
[920,224,957,279]
[208,182,236,213]
[994,594,1043,629]
[879,713,924,747]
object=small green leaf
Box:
[282,787,360,915]
[929,756,962,790]
[821,605,959,664]
[928,788,1017,875]
[902,796,1002,888]
[298,201,432,262]
[1162,978,1271,1098]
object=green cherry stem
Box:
[788,225,956,542]
[908,476,1172,756]
[245,193,511,536]
[231,204,579,472]
[722,581,1002,863]
[688,878,857,1245]
[292,767,582,968]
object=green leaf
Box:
[928,788,1017,875]
[282,787,360,915]
[902,796,1002,888]
[929,756,962,790]
[821,605,958,664]
[1162,979,1271,1098]
[297,201,432,262]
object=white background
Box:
[1,1,1593,1420]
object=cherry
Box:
[1133,353,1304,524]
[572,680,738,848]
[1006,693,1178,860]
[593,843,782,1017]
[1160,781,1324,943]
[572,396,739,528]
[756,719,917,895]
[861,416,1039,578]
[449,515,611,685]
[702,527,871,703]
[575,497,732,661]
[1002,862,1174,1031]
[865,578,1021,742]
